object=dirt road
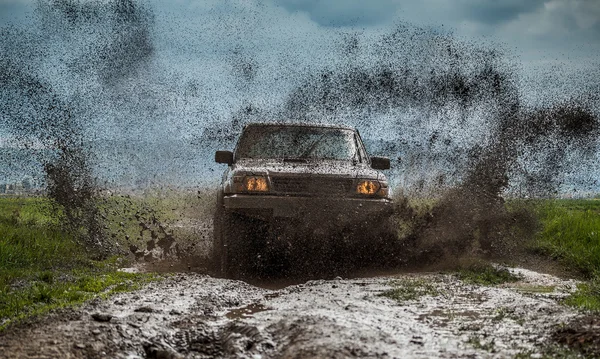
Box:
[0,266,583,358]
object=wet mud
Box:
[553,315,600,357]
[0,268,585,358]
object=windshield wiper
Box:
[299,133,327,159]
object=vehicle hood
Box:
[231,159,385,180]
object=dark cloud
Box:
[274,0,400,27]
[463,0,545,25]
[273,0,546,28]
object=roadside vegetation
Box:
[456,261,522,286]
[533,200,600,277]
[379,278,441,303]
[0,196,158,331]
[532,199,600,312]
[394,195,600,312]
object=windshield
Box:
[235,126,358,161]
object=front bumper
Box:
[223,194,392,221]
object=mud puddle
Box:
[0,266,586,358]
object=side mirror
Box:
[215,151,234,165]
[371,156,390,170]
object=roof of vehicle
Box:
[243,122,356,131]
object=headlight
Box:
[356,179,389,197]
[357,180,380,195]
[244,176,269,192]
[233,175,269,192]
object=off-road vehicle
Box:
[213,122,393,277]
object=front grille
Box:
[271,176,355,195]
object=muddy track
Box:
[0,267,583,359]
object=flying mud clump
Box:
[0,54,107,252]
[416,101,599,262]
[0,0,155,255]
[274,25,600,265]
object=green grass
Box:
[379,278,441,303]
[532,199,600,312]
[512,284,556,294]
[457,262,522,286]
[562,278,600,312]
[0,197,158,331]
[534,200,600,277]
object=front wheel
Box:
[213,209,266,278]
[211,206,225,276]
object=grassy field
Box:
[0,196,158,331]
[1,193,599,330]
[457,261,523,286]
[532,199,600,311]
[533,199,600,276]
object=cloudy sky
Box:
[1,0,599,189]
[1,1,598,106]
[2,0,599,135]
[2,0,599,67]
[1,0,598,111]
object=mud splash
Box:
[410,101,600,262]
[273,26,600,265]
[1,1,599,271]
[0,46,106,251]
[0,0,154,252]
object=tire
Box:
[221,211,245,278]
[213,208,241,277]
[213,209,265,279]
[361,215,400,268]
[211,207,225,276]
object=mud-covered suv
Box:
[213,123,393,277]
